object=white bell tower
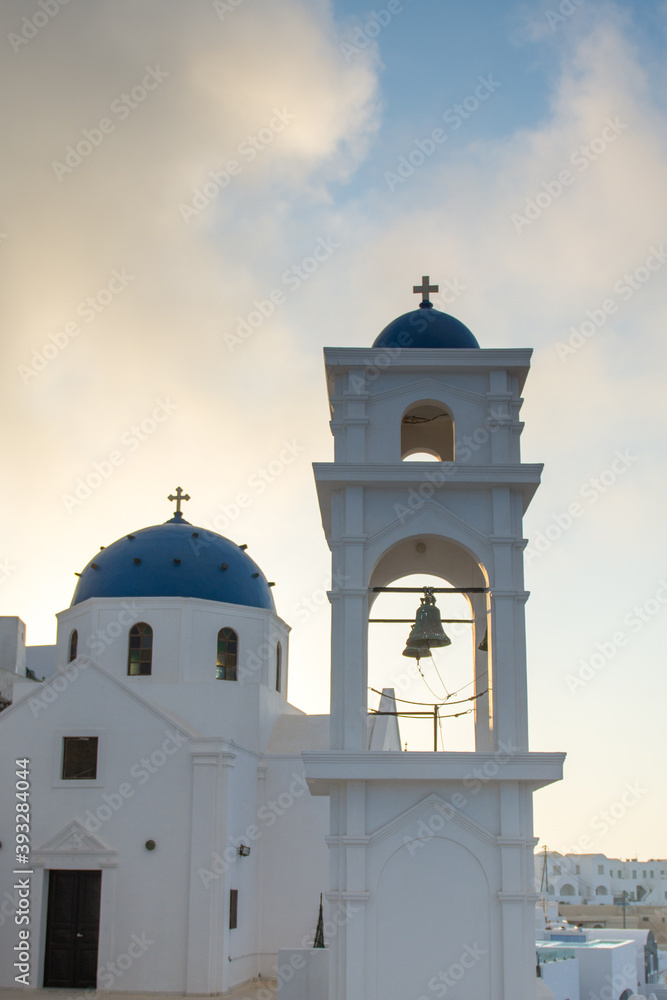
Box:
[304,279,565,1000]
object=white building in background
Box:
[0,282,566,999]
[536,851,667,906]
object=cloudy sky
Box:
[1,0,666,860]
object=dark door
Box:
[43,870,101,988]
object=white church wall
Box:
[0,665,195,992]
[56,597,289,687]
[253,756,330,978]
[327,355,525,469]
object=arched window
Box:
[217,628,238,681]
[595,885,608,896]
[560,884,575,896]
[401,401,454,461]
[128,623,153,675]
[68,629,78,662]
[276,642,282,692]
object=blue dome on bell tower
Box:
[372,275,480,350]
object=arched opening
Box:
[216,627,238,681]
[368,535,489,753]
[637,885,647,900]
[276,642,282,692]
[68,629,78,663]
[401,401,454,462]
[595,885,608,896]
[127,623,153,676]
[560,884,575,897]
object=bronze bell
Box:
[401,592,451,659]
[478,627,488,652]
[402,639,432,660]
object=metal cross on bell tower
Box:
[168,486,190,520]
[413,275,439,308]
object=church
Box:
[0,279,565,999]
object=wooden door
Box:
[43,870,101,988]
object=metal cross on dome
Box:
[168,487,190,516]
[413,275,439,306]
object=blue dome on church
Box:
[71,514,276,610]
[372,305,480,350]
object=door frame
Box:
[43,869,102,988]
[33,821,118,990]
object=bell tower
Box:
[303,280,565,1000]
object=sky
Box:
[1,0,666,861]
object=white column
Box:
[185,744,235,995]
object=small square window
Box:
[62,737,98,779]
[229,889,238,930]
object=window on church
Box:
[216,628,238,681]
[229,889,238,929]
[276,642,282,692]
[598,865,604,874]
[401,401,454,462]
[128,623,153,675]
[62,736,98,779]
[68,629,78,662]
